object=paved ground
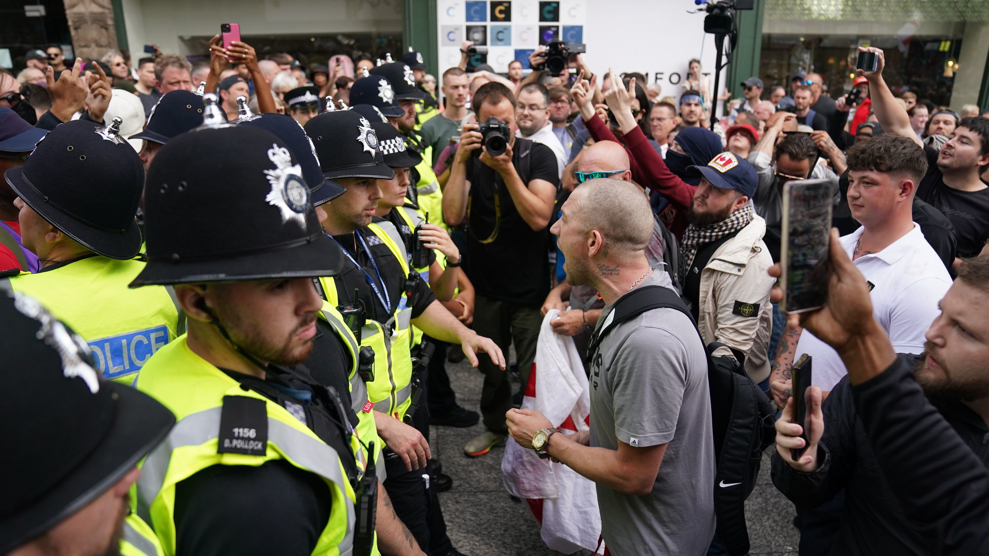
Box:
[430,352,800,556]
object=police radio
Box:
[338,289,366,343]
[358,346,375,383]
[410,212,430,270]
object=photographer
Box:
[769,237,989,555]
[827,77,871,151]
[443,82,559,457]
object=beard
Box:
[914,343,989,403]
[687,201,734,227]
[563,253,594,287]
[214,298,317,366]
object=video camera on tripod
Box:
[692,0,754,120]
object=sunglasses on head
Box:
[800,80,815,87]
[575,169,625,184]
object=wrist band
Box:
[446,254,461,268]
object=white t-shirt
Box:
[795,224,952,391]
[519,123,566,179]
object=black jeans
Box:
[383,361,452,556]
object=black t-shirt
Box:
[797,112,828,131]
[812,95,837,125]
[173,363,356,556]
[329,221,436,324]
[918,145,989,257]
[464,140,560,304]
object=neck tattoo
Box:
[627,268,653,293]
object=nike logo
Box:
[719,480,742,488]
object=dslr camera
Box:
[539,40,586,75]
[476,117,510,157]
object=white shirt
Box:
[794,224,952,391]
[519,122,566,179]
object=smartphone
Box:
[790,354,813,461]
[143,44,156,54]
[856,50,878,73]
[780,179,833,314]
[221,23,241,61]
[329,55,354,79]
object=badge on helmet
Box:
[264,143,309,227]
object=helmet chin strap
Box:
[198,303,274,376]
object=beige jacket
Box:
[696,214,775,384]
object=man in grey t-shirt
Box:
[507,178,716,555]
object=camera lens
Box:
[546,56,565,75]
[485,133,507,157]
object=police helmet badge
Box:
[356,117,379,156]
[403,65,415,86]
[12,292,101,393]
[378,79,395,104]
[263,143,309,227]
[416,52,424,64]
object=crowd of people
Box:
[2,28,989,556]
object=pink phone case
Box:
[221,23,241,53]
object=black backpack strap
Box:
[585,285,692,367]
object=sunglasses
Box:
[800,80,815,87]
[0,92,21,107]
[774,171,807,184]
[575,169,625,183]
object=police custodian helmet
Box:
[130,125,344,286]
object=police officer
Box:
[401,48,439,125]
[368,62,447,231]
[1,120,182,385]
[371,122,479,487]
[285,85,322,125]
[349,73,406,121]
[240,112,430,556]
[130,90,209,170]
[0,289,174,556]
[306,109,504,556]
[130,125,360,556]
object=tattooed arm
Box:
[769,325,802,411]
[376,482,426,556]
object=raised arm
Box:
[858,47,921,147]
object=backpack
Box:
[586,285,777,556]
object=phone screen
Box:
[781,179,833,313]
[856,51,878,72]
[790,354,813,461]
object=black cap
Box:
[369,62,424,101]
[25,49,47,62]
[130,90,208,145]
[350,104,388,123]
[285,86,321,110]
[132,125,343,286]
[402,49,426,70]
[239,113,345,206]
[349,76,404,118]
[312,65,329,76]
[218,75,247,92]
[305,111,394,181]
[371,122,421,169]
[0,290,174,553]
[4,120,144,259]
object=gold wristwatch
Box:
[531,428,559,459]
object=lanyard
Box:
[328,231,392,313]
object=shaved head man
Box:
[577,141,632,182]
